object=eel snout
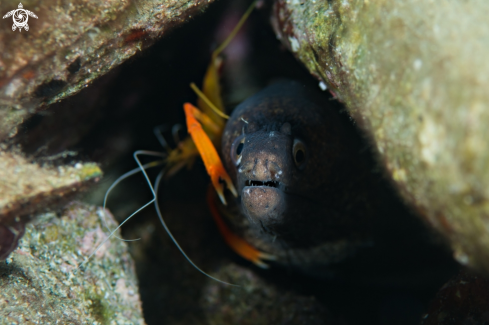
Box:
[237,132,292,233]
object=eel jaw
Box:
[241,180,286,232]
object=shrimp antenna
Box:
[190,82,230,120]
[79,151,166,270]
[153,168,239,287]
[153,125,172,153]
[83,149,238,285]
[212,0,257,59]
[101,159,166,241]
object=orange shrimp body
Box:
[166,1,275,268]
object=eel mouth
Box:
[241,179,286,227]
[244,180,280,188]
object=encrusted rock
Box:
[200,264,336,325]
[272,0,489,273]
[421,268,489,325]
[0,151,101,259]
[0,202,145,324]
[0,0,216,140]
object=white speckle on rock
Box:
[413,59,423,70]
[433,24,440,36]
[4,78,23,97]
[419,118,444,165]
[377,143,384,154]
[392,168,407,182]
[454,249,469,265]
[288,36,300,52]
[318,81,328,91]
[324,8,334,16]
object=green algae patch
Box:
[75,162,103,181]
[87,293,115,325]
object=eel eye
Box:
[236,142,244,155]
[231,134,246,166]
[293,139,307,170]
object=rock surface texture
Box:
[272,0,489,273]
[0,0,216,141]
[0,0,216,269]
[421,268,489,325]
[0,202,145,325]
[0,151,101,260]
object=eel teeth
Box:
[245,180,279,188]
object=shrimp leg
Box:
[207,187,276,268]
[183,102,237,205]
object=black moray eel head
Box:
[232,122,303,230]
[221,80,387,267]
[221,80,355,244]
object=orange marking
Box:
[22,70,35,80]
[207,187,274,268]
[124,29,149,44]
[184,102,237,204]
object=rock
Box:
[0,0,217,141]
[0,202,145,324]
[200,263,338,325]
[272,0,489,273]
[421,268,489,325]
[0,151,101,260]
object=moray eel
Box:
[220,80,379,269]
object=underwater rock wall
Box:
[0,151,101,260]
[272,0,489,273]
[0,0,216,141]
[0,0,215,262]
[0,202,145,324]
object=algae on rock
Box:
[0,151,102,260]
[0,202,145,324]
[272,0,489,273]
